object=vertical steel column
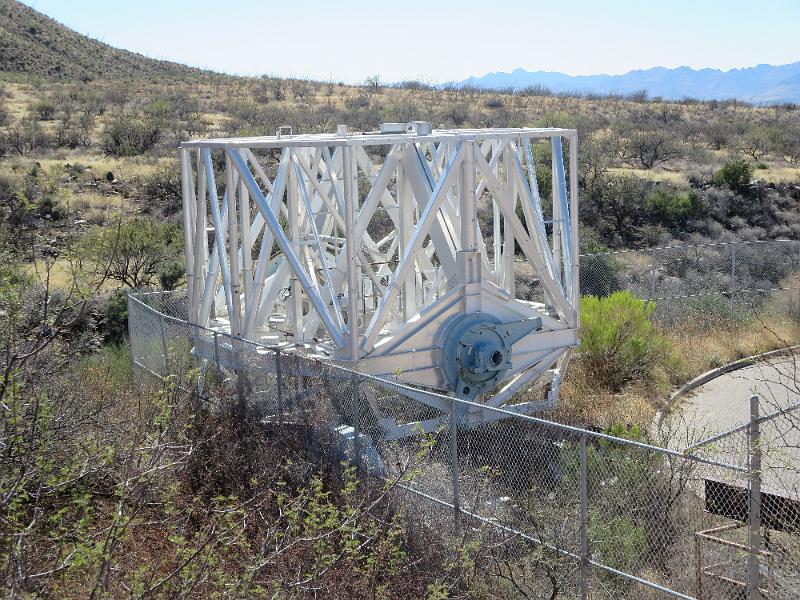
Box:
[551,138,562,281]
[343,145,360,361]
[287,151,302,341]
[398,154,415,320]
[579,433,589,600]
[747,393,762,600]
[225,153,242,336]
[180,149,195,322]
[493,140,502,281]
[569,133,580,314]
[502,142,515,293]
[460,142,477,251]
[343,145,361,468]
[194,149,208,326]
[238,148,253,317]
[459,141,480,313]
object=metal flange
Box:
[440,313,543,400]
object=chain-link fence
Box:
[580,239,800,321]
[128,290,800,599]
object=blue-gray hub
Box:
[441,313,543,400]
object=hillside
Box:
[0,0,212,81]
[457,62,800,104]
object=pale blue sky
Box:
[19,0,800,83]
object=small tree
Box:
[713,159,753,192]
[101,114,161,156]
[738,125,776,161]
[365,75,381,92]
[79,218,183,288]
[579,291,668,390]
[781,127,800,165]
[623,130,682,169]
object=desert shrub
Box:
[6,117,50,156]
[579,291,668,390]
[100,288,129,344]
[31,99,57,120]
[101,114,161,156]
[589,514,648,574]
[157,259,184,291]
[140,162,182,215]
[53,112,94,148]
[79,218,183,288]
[645,188,703,228]
[713,159,753,192]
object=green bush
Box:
[645,188,702,228]
[141,162,182,215]
[589,514,648,574]
[101,288,129,344]
[101,114,161,156]
[579,291,667,390]
[713,159,753,192]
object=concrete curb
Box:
[655,345,800,426]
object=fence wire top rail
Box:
[580,238,799,258]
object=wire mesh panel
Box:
[127,289,800,599]
[580,240,800,322]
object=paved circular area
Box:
[675,358,800,442]
[670,357,800,496]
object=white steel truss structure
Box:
[180,124,579,426]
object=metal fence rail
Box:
[128,290,800,599]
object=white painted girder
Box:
[181,126,579,424]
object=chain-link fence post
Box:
[450,398,461,527]
[579,432,589,600]
[275,348,283,424]
[234,337,246,419]
[159,313,169,377]
[731,243,737,311]
[747,393,762,600]
[213,331,220,374]
[351,372,361,470]
[649,248,657,300]
[694,532,703,598]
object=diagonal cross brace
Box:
[361,143,464,355]
[228,149,346,349]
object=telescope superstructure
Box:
[179,123,579,429]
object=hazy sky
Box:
[19,0,800,83]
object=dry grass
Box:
[557,291,800,431]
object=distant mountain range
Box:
[455,63,800,104]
